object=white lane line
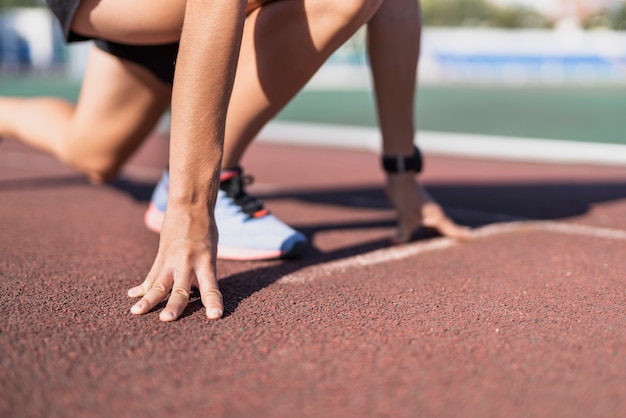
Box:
[278,219,626,284]
[538,221,626,240]
[278,236,456,284]
[258,121,626,166]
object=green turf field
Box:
[0,76,81,101]
[2,76,625,145]
[278,85,626,145]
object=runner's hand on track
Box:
[127,205,223,322]
[385,172,472,244]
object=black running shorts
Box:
[46,0,178,85]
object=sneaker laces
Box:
[220,169,269,218]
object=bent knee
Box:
[58,145,121,184]
[84,165,120,185]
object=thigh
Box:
[71,0,281,43]
[66,45,171,179]
[71,0,187,44]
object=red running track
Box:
[1,134,626,417]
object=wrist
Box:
[167,166,221,208]
[385,171,417,189]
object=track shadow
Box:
[105,178,626,223]
[109,178,157,202]
[216,180,626,317]
[7,176,625,226]
[257,181,626,225]
[0,175,89,191]
[0,175,156,201]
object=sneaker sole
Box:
[144,203,307,261]
[144,203,165,234]
[217,240,306,261]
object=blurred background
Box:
[1,0,626,153]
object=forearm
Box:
[168,0,247,213]
[367,0,421,156]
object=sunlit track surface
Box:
[279,211,626,284]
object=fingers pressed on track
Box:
[160,285,192,322]
[130,277,172,315]
[195,264,223,319]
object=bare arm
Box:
[129,0,248,321]
[367,0,471,242]
[367,0,420,156]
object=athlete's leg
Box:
[70,0,186,44]
[0,0,191,183]
[222,0,382,167]
[0,45,171,183]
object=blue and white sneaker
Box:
[144,168,308,260]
